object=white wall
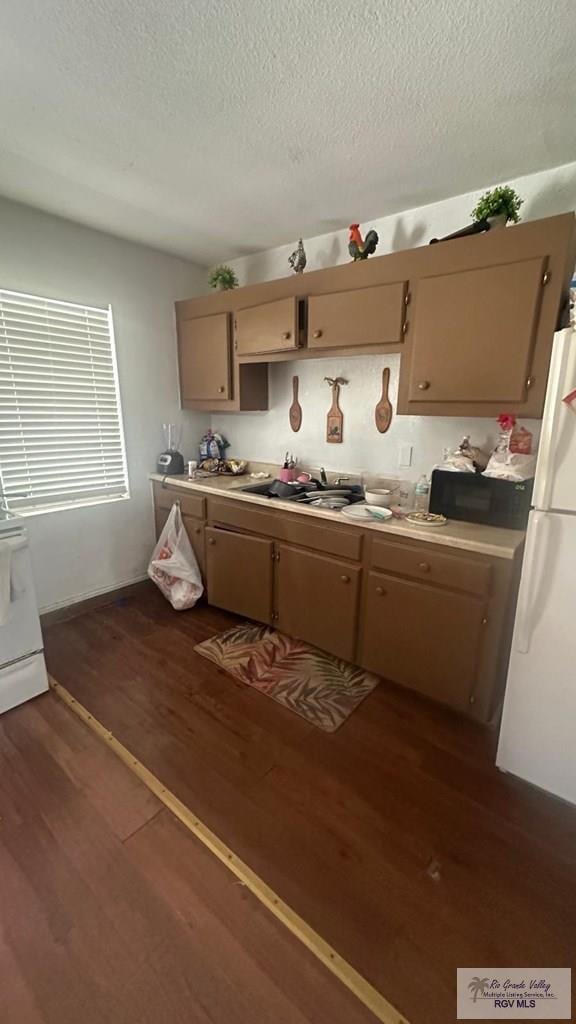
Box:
[0,197,205,611]
[213,162,576,478]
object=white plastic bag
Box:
[148,503,203,610]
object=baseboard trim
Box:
[40,576,149,628]
[50,676,410,1024]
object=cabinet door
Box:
[406,257,546,406]
[235,298,299,356]
[277,545,361,662]
[308,282,406,349]
[359,571,485,710]
[154,508,205,577]
[205,527,273,623]
[179,313,231,402]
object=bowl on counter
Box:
[364,488,392,507]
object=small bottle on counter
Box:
[187,460,198,480]
[414,474,430,513]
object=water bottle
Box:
[414,474,430,513]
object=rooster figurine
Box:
[348,223,379,261]
[288,238,307,274]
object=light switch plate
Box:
[399,444,413,468]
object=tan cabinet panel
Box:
[359,571,485,710]
[277,545,361,662]
[235,298,299,356]
[179,313,231,402]
[407,257,546,405]
[308,283,406,349]
[205,527,274,623]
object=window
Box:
[0,288,129,514]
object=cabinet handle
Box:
[312,329,323,339]
[207,537,215,545]
[418,561,430,572]
[375,586,386,596]
[417,381,430,391]
[281,331,291,340]
[195,527,202,535]
[340,574,350,583]
[525,376,535,390]
[218,385,225,393]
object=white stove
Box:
[0,510,49,714]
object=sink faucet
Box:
[335,476,350,485]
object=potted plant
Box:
[209,264,239,290]
[471,185,523,229]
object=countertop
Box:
[149,472,525,560]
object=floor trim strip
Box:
[49,676,410,1024]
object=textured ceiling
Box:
[1,0,575,265]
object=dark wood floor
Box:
[0,689,379,1024]
[44,583,576,1024]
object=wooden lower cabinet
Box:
[205,527,274,623]
[359,571,486,711]
[276,545,361,662]
[154,506,206,578]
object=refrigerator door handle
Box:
[514,511,545,654]
[533,329,572,510]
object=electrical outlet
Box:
[398,444,413,468]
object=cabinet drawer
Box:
[235,297,299,356]
[370,537,491,595]
[208,498,362,561]
[308,282,407,349]
[153,482,206,520]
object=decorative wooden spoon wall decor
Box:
[289,375,302,432]
[324,376,348,443]
[375,367,393,433]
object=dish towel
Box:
[0,540,12,625]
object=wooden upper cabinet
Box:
[307,282,407,349]
[401,256,548,412]
[235,297,299,356]
[178,313,231,403]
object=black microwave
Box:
[429,469,534,530]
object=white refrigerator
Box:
[497,328,576,804]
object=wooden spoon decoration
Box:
[324,376,348,443]
[289,375,302,432]
[375,367,393,434]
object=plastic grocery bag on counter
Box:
[147,503,203,610]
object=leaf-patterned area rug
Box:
[195,623,379,733]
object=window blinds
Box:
[0,288,129,513]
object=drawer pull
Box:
[218,385,225,393]
[281,331,291,341]
[207,537,215,545]
[312,329,323,339]
[418,561,430,572]
[340,574,350,583]
[417,381,430,391]
[195,527,202,535]
[375,586,386,596]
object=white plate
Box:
[341,504,393,521]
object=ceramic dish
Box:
[341,504,393,521]
[405,512,447,527]
[364,488,392,507]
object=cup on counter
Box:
[187,460,198,480]
[279,467,296,483]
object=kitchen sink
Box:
[240,480,365,505]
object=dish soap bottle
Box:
[414,474,430,513]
